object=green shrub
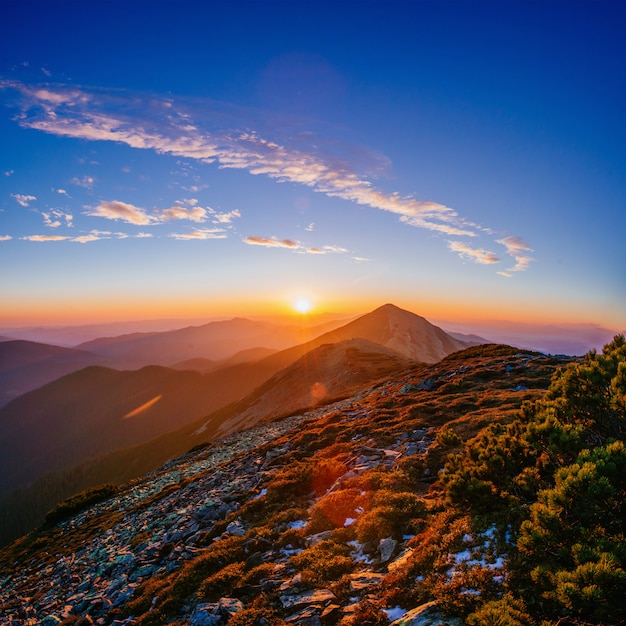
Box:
[44,483,118,527]
[291,539,355,585]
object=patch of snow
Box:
[344,517,356,526]
[287,519,306,530]
[383,607,407,621]
[252,488,267,500]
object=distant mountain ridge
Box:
[75,317,347,368]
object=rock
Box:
[280,589,337,610]
[225,519,246,536]
[390,601,465,625]
[379,537,398,563]
[320,604,342,623]
[189,603,223,626]
[349,571,384,592]
[219,597,244,617]
[306,531,333,546]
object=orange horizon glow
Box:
[0,294,622,330]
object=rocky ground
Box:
[0,345,566,625]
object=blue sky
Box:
[1,1,624,329]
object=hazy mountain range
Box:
[0,302,621,549]
[0,304,475,545]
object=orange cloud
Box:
[88,200,156,225]
[245,236,300,249]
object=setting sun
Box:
[293,298,313,314]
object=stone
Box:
[225,519,246,536]
[349,571,384,592]
[379,537,398,563]
[280,589,337,610]
[189,603,222,626]
[390,601,465,625]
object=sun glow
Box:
[293,298,313,314]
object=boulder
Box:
[390,601,465,625]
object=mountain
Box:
[0,340,101,408]
[193,338,416,440]
[76,317,346,369]
[0,304,474,544]
[1,342,599,626]
[0,364,250,495]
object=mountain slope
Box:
[0,343,585,625]
[0,364,250,495]
[0,340,101,408]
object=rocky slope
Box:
[0,344,570,625]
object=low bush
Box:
[44,484,118,527]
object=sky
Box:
[0,0,624,331]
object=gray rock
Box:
[280,588,336,610]
[390,601,465,625]
[379,537,398,563]
[225,519,246,536]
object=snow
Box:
[383,606,407,621]
[286,520,306,530]
[344,517,356,526]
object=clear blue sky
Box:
[1,0,624,328]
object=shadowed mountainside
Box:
[0,340,101,408]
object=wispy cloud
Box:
[448,241,500,264]
[0,235,12,241]
[497,236,534,272]
[70,175,95,190]
[244,236,346,255]
[41,209,73,228]
[55,188,69,196]
[4,169,14,177]
[1,80,533,271]
[11,193,36,207]
[22,234,71,242]
[170,228,227,240]
[245,236,300,249]
[212,209,241,224]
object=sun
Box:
[293,298,313,314]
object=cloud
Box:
[41,209,73,228]
[11,193,36,207]
[448,241,500,264]
[73,232,105,243]
[245,236,346,255]
[56,188,69,196]
[170,228,227,240]
[305,223,315,231]
[160,205,208,223]
[70,175,95,189]
[41,212,61,228]
[87,200,157,225]
[135,232,153,238]
[211,209,241,224]
[496,236,535,272]
[4,170,14,177]
[3,82,478,238]
[1,80,533,271]
[22,234,71,242]
[245,236,300,249]
[0,235,12,241]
